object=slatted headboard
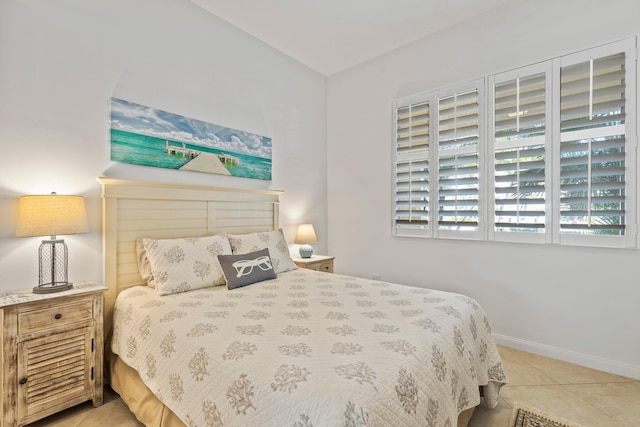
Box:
[98,177,282,331]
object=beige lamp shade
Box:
[295,223,318,244]
[16,194,89,238]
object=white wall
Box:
[0,0,327,292]
[327,0,640,378]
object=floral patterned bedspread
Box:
[112,268,507,427]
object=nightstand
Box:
[0,282,105,427]
[292,255,334,273]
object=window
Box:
[489,64,552,244]
[555,40,636,248]
[393,38,637,248]
[394,81,484,239]
[437,84,483,239]
[394,98,431,237]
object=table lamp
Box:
[16,193,89,293]
[295,223,317,258]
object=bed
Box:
[100,177,507,427]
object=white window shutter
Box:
[437,82,484,238]
[394,99,431,236]
[556,39,636,248]
[490,65,551,243]
[392,37,637,248]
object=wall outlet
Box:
[371,273,381,281]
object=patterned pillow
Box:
[218,248,277,290]
[228,229,297,274]
[142,234,232,295]
[135,237,156,288]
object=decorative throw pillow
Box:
[142,234,232,295]
[228,229,297,274]
[135,237,156,288]
[218,248,277,290]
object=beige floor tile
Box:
[501,384,622,427]
[467,396,513,427]
[78,397,144,427]
[27,388,142,427]
[562,382,640,426]
[498,346,559,386]
[500,347,632,385]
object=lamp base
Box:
[299,244,314,258]
[37,238,71,293]
[33,282,73,294]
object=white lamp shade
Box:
[16,194,89,238]
[295,224,317,244]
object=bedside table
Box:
[292,255,335,273]
[0,282,106,427]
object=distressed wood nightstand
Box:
[0,282,105,427]
[292,255,335,273]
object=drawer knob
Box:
[54,313,62,320]
[19,377,27,385]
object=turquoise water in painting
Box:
[110,129,272,180]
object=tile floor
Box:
[27,346,639,426]
[468,346,640,426]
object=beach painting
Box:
[110,98,272,180]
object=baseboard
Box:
[494,334,640,381]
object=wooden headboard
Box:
[98,177,282,330]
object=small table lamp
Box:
[295,223,317,258]
[16,193,89,294]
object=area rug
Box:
[509,402,585,427]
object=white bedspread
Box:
[112,269,507,426]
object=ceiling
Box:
[190,0,512,76]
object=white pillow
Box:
[228,229,297,274]
[142,234,232,295]
[136,237,156,288]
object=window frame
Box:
[435,79,486,241]
[487,62,554,245]
[552,38,637,248]
[393,80,486,240]
[393,91,436,238]
[392,37,638,249]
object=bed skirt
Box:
[110,354,187,427]
[110,355,476,427]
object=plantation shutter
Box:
[559,51,627,238]
[438,88,481,234]
[493,71,548,236]
[393,38,635,247]
[394,99,431,235]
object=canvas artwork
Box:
[110,98,272,180]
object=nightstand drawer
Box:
[293,256,334,273]
[18,300,93,335]
[316,261,333,272]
